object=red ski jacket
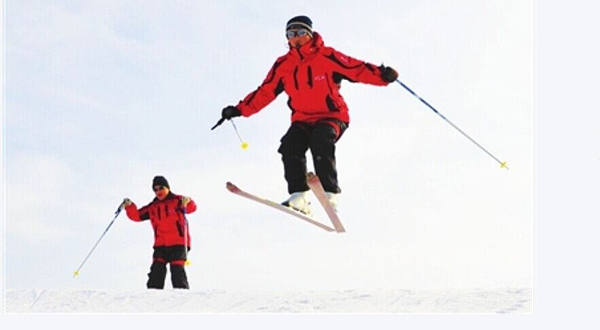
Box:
[236,32,390,124]
[125,193,197,248]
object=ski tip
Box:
[226,182,240,192]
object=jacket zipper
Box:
[296,48,304,61]
[293,66,299,90]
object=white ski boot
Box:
[282,191,312,216]
[326,192,339,213]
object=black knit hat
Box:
[286,15,313,34]
[152,176,170,189]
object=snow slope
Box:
[6,288,531,314]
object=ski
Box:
[226,182,336,232]
[306,172,346,233]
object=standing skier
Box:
[217,15,398,215]
[123,176,197,289]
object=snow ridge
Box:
[6,288,532,313]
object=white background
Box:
[3,0,532,292]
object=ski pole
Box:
[395,79,508,169]
[181,206,191,266]
[230,119,249,150]
[73,201,126,277]
[211,117,225,130]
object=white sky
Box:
[4,0,533,292]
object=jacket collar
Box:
[289,32,324,59]
[153,191,176,202]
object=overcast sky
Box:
[4,0,532,291]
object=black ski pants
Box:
[278,119,347,194]
[147,245,190,289]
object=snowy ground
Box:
[6,288,531,314]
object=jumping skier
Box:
[216,15,399,215]
[123,176,197,289]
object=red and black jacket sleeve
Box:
[236,57,287,117]
[325,48,389,87]
[179,196,197,214]
[125,202,151,222]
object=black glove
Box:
[380,65,399,83]
[222,106,242,120]
[211,106,242,130]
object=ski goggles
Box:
[286,29,310,39]
[153,186,166,192]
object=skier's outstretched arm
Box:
[123,199,150,222]
[216,57,287,124]
[326,48,398,86]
